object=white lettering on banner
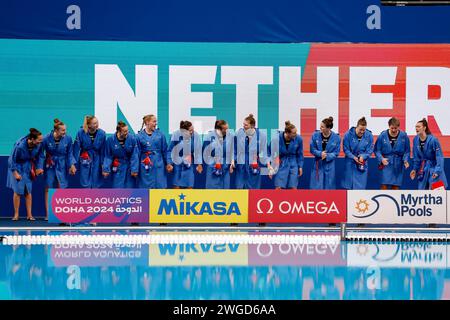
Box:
[95,64,158,133]
[256,199,339,215]
[279,66,339,132]
[169,66,217,134]
[221,66,273,128]
[94,65,450,135]
[347,243,448,268]
[406,67,450,135]
[348,190,447,224]
[349,67,397,130]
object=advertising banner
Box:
[149,190,248,223]
[48,189,149,224]
[249,190,346,223]
[347,190,447,224]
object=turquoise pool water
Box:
[0,230,449,300]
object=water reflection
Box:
[0,232,449,300]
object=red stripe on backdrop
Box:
[302,44,450,156]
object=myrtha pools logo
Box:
[158,193,241,216]
[353,193,443,218]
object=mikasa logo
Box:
[158,193,241,216]
[256,198,340,215]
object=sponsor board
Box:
[249,190,346,223]
[347,190,447,224]
[149,190,248,223]
[48,189,149,224]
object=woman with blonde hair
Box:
[73,115,106,188]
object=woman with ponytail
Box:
[342,117,374,189]
[102,121,139,188]
[310,117,341,189]
[73,115,106,188]
[268,121,304,189]
[39,119,77,220]
[136,115,172,188]
[7,128,44,221]
[410,118,447,189]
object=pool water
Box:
[0,231,449,300]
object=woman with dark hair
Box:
[268,121,303,189]
[410,118,447,189]
[40,119,77,220]
[234,114,268,189]
[102,121,139,188]
[202,120,234,189]
[73,115,106,188]
[136,114,172,188]
[374,117,410,190]
[168,120,202,189]
[7,128,44,221]
[342,117,374,190]
[310,117,341,189]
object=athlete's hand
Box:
[35,169,44,176]
[13,171,22,181]
[69,165,77,175]
[410,170,416,180]
[102,172,109,178]
[196,164,203,174]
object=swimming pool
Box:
[0,230,449,300]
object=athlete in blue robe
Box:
[203,130,234,189]
[374,129,410,188]
[136,128,170,188]
[411,134,447,189]
[270,131,304,189]
[102,133,139,188]
[234,128,268,189]
[7,135,44,195]
[73,127,106,188]
[168,130,202,188]
[341,127,374,190]
[39,131,76,189]
[309,130,341,189]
